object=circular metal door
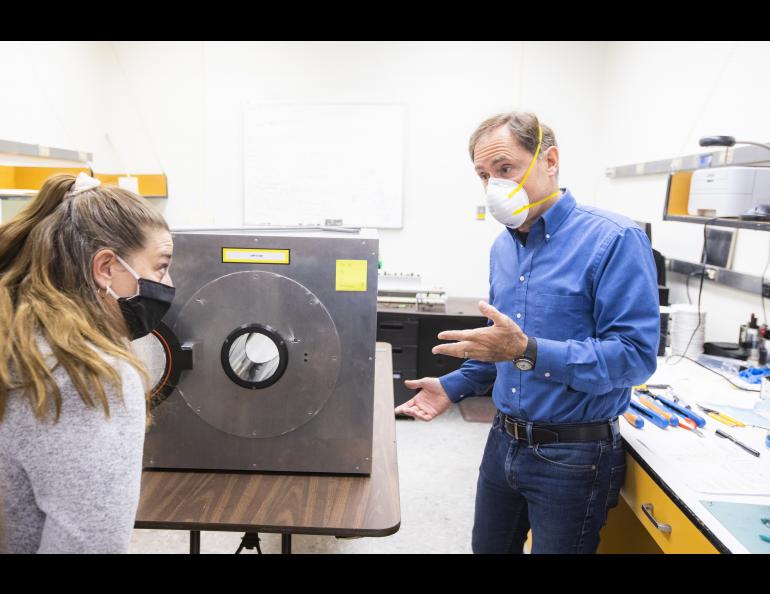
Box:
[173,270,341,438]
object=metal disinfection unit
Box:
[138,228,379,475]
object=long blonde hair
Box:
[0,174,169,423]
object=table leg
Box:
[190,530,201,554]
[281,533,292,554]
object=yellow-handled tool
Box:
[696,404,745,428]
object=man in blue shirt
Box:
[394,112,660,554]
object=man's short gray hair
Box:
[468,111,557,161]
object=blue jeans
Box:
[472,413,626,554]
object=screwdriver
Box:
[650,397,703,435]
[629,399,670,429]
[697,404,745,428]
[623,412,644,429]
[650,393,707,428]
[637,395,679,427]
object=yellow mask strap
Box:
[506,124,543,199]
[511,189,562,216]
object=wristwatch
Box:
[513,336,537,371]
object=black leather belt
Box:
[498,412,618,444]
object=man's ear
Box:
[92,249,116,291]
[544,146,560,177]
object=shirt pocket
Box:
[532,292,594,342]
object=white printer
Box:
[688,166,770,217]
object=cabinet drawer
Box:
[377,318,419,346]
[392,369,417,408]
[418,315,487,378]
[390,345,418,370]
[622,453,719,554]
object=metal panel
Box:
[142,228,378,475]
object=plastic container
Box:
[695,353,743,376]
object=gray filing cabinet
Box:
[376,298,490,408]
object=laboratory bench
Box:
[378,299,770,553]
[599,356,770,554]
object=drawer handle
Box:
[380,323,405,330]
[641,503,672,534]
[392,348,403,353]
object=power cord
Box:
[670,218,718,364]
[759,232,770,325]
[685,270,701,304]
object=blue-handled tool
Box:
[652,393,707,428]
[652,398,705,436]
[629,400,670,429]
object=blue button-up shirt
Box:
[440,189,660,423]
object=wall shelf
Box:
[606,142,770,178]
[661,171,770,232]
[665,214,770,232]
[0,139,167,200]
[667,258,764,296]
[0,138,91,164]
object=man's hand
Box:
[431,301,528,362]
[394,377,452,421]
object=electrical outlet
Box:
[763,283,770,299]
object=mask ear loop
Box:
[104,254,142,300]
[506,124,543,199]
[115,254,141,281]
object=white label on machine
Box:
[222,248,291,265]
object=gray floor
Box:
[128,405,490,554]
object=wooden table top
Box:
[135,343,401,537]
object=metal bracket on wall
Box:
[667,258,766,296]
[0,139,92,164]
[606,143,770,178]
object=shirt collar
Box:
[540,188,575,237]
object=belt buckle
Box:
[505,416,520,440]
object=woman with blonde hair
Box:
[0,172,175,553]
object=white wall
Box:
[0,42,106,162]
[4,40,770,342]
[595,41,770,342]
[101,41,608,300]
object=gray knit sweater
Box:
[0,343,146,554]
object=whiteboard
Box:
[243,103,405,228]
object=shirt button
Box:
[516,313,522,319]
[545,234,551,240]
[519,275,525,282]
[511,387,517,394]
[544,372,551,378]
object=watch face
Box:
[515,358,534,371]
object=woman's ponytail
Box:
[0,174,76,275]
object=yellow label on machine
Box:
[336,260,367,292]
[222,248,290,265]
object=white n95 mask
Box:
[483,123,560,229]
